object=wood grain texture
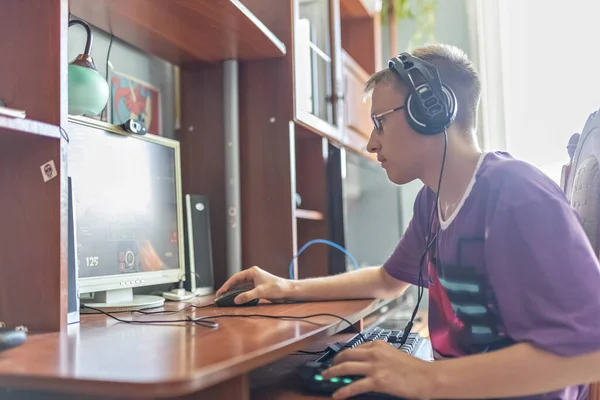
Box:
[0,298,380,398]
[341,16,381,75]
[178,66,228,290]
[239,0,296,280]
[340,0,376,18]
[295,133,329,279]
[0,0,67,126]
[68,0,286,66]
[0,126,66,332]
[342,50,372,137]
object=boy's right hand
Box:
[215,266,293,305]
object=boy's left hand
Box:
[321,340,436,399]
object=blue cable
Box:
[289,239,360,280]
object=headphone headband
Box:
[388,52,457,135]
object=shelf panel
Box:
[296,209,325,221]
[0,116,62,140]
[69,0,286,66]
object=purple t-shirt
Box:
[384,151,600,400]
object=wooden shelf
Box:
[0,116,62,140]
[69,0,286,66]
[340,0,381,18]
[296,209,325,221]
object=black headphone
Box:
[388,52,457,135]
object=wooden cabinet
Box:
[0,0,386,334]
[342,50,376,160]
[278,0,382,279]
[293,0,344,143]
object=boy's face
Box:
[366,83,425,185]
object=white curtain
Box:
[467,0,600,183]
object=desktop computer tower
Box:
[67,177,80,324]
[184,194,214,295]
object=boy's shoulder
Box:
[414,151,568,211]
[476,151,568,207]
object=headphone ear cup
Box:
[407,83,458,135]
[404,92,431,135]
[442,83,458,126]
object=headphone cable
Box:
[400,129,447,345]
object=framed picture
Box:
[109,70,162,135]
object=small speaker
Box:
[185,194,214,295]
[67,177,80,324]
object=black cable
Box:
[102,33,114,122]
[68,20,92,55]
[81,305,366,341]
[84,302,213,317]
[81,305,219,328]
[135,304,196,315]
[192,313,367,341]
[400,129,448,346]
[105,33,114,83]
[59,126,70,143]
[293,350,328,355]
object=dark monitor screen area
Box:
[67,118,185,311]
[340,151,404,270]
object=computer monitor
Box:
[67,117,185,311]
[340,150,404,270]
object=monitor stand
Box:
[80,288,165,313]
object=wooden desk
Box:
[0,297,382,399]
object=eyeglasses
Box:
[371,105,405,132]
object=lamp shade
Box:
[68,19,109,116]
[68,62,109,116]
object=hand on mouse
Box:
[216,266,292,304]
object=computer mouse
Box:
[214,286,259,307]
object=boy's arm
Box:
[288,266,409,301]
[431,342,600,399]
[216,264,411,304]
[220,188,432,305]
[324,340,600,400]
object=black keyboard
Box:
[297,327,432,399]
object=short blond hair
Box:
[365,44,481,133]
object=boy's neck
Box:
[421,133,483,220]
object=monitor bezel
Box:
[67,116,186,294]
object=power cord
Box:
[289,239,359,280]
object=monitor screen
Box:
[342,151,403,269]
[67,118,184,294]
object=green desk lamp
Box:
[68,19,109,116]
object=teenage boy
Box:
[216,44,600,400]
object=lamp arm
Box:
[68,19,93,56]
